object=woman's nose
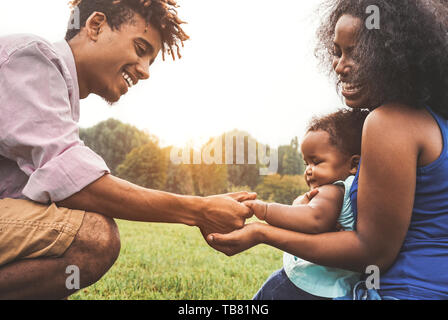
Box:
[333,57,351,78]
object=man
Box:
[0,0,255,299]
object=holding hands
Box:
[206,189,320,256]
[198,191,257,237]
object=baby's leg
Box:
[253,268,330,300]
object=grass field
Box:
[71,219,283,300]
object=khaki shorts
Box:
[0,198,85,267]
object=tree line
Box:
[80,118,309,204]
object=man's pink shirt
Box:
[0,34,110,203]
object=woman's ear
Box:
[85,12,108,42]
[349,155,361,175]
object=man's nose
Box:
[136,60,150,80]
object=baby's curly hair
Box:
[315,0,448,118]
[307,109,370,157]
[66,0,189,60]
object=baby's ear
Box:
[349,155,361,175]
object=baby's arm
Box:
[246,185,344,234]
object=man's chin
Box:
[101,93,122,106]
[100,97,117,106]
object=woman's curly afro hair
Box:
[315,0,448,118]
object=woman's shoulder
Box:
[368,103,425,122]
[364,103,429,138]
[364,103,442,167]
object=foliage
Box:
[255,174,309,205]
[116,141,167,190]
[189,162,229,196]
[81,118,308,201]
[80,118,152,174]
[220,130,264,190]
[162,147,195,195]
[227,184,253,194]
[277,137,305,176]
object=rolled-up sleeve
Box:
[0,41,109,203]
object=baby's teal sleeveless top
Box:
[283,175,361,298]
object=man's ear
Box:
[85,12,108,42]
[349,155,360,175]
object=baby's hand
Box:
[292,189,319,206]
[243,200,268,221]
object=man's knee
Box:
[68,212,121,286]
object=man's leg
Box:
[0,212,121,299]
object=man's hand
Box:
[292,189,319,206]
[199,192,257,237]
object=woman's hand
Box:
[206,223,263,256]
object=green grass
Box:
[71,219,283,300]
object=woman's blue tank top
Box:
[350,106,448,299]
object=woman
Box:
[207,0,448,300]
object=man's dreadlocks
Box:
[66,0,189,60]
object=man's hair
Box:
[306,109,369,157]
[66,0,189,60]
[315,0,448,118]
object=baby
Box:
[247,108,369,299]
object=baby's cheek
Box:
[315,170,333,186]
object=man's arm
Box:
[245,185,343,234]
[57,173,256,234]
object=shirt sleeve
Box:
[0,41,110,203]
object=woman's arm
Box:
[245,185,343,234]
[208,223,368,272]
[208,104,419,272]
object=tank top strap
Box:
[425,105,448,140]
[419,106,448,173]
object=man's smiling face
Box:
[82,12,162,104]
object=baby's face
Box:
[301,130,354,189]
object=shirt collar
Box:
[52,40,80,120]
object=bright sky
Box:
[0,0,344,149]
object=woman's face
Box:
[332,14,370,109]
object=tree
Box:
[162,147,195,195]
[220,130,262,190]
[175,138,228,196]
[182,137,229,196]
[278,137,304,176]
[80,118,151,174]
[190,162,228,196]
[255,174,308,205]
[116,140,167,190]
